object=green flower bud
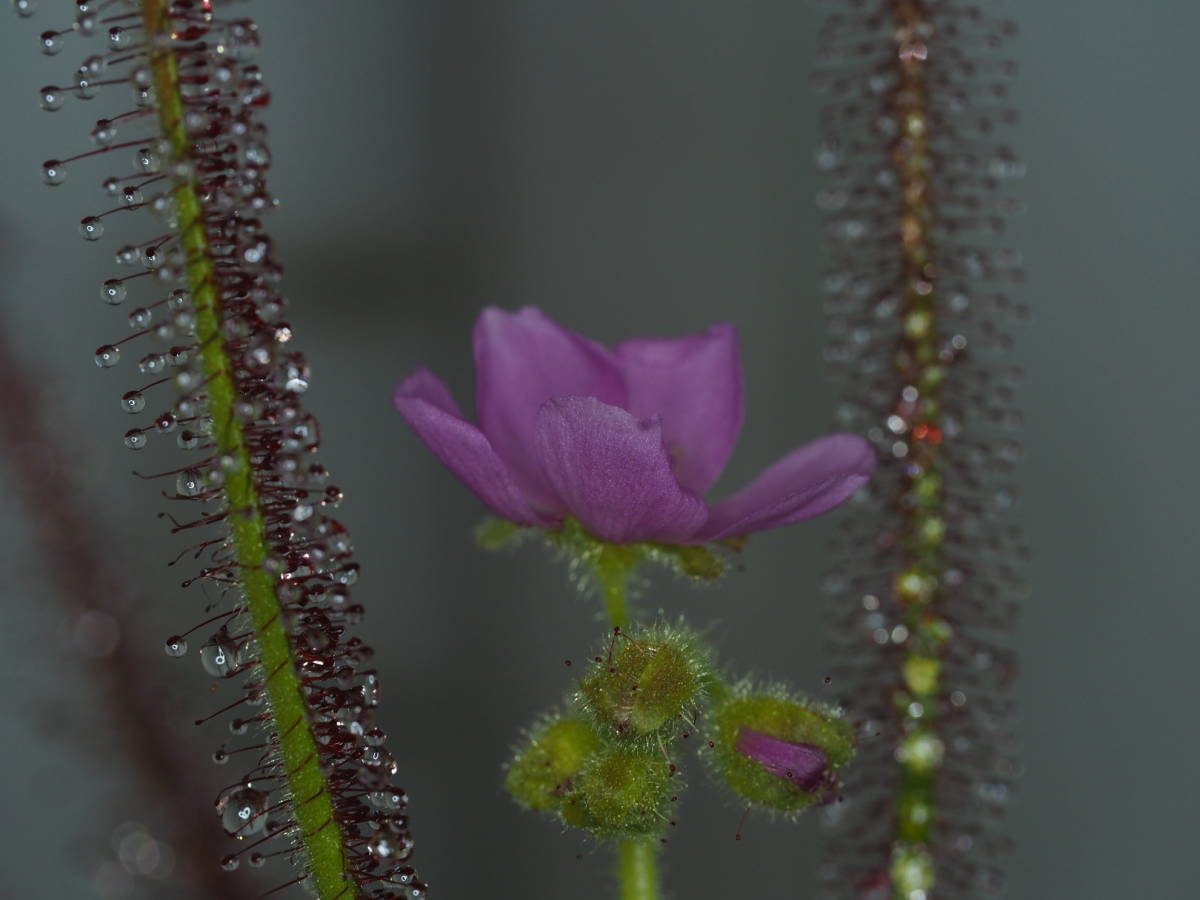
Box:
[576,624,712,740]
[574,746,676,839]
[705,686,855,815]
[505,716,602,814]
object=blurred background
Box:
[1,1,1198,897]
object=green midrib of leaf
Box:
[143,3,352,896]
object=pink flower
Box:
[394,307,873,545]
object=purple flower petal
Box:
[531,396,709,544]
[394,369,554,527]
[734,726,828,791]
[474,307,627,511]
[696,433,875,542]
[615,323,743,494]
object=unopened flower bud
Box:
[572,746,676,839]
[505,717,601,815]
[705,687,854,815]
[576,624,712,740]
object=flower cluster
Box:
[504,625,855,841]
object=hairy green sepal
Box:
[479,516,729,626]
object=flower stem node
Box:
[505,716,603,815]
[705,688,855,815]
[576,624,713,741]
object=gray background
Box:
[1,1,1197,898]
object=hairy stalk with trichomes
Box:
[22,2,424,897]
[815,1,1026,896]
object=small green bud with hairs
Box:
[576,623,713,740]
[573,746,676,839]
[505,716,603,815]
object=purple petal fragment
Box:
[696,433,875,542]
[734,726,828,791]
[615,323,743,494]
[474,307,627,510]
[531,396,709,544]
[394,369,554,527]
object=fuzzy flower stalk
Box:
[814,2,1025,897]
[396,307,874,898]
[24,2,423,897]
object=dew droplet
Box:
[78,216,103,241]
[121,185,143,205]
[41,160,67,186]
[115,245,140,266]
[12,0,39,18]
[176,468,205,497]
[220,854,239,872]
[165,345,190,366]
[76,12,96,36]
[216,787,269,838]
[167,288,190,311]
[138,353,166,374]
[248,853,265,868]
[94,345,120,368]
[367,835,398,863]
[39,30,64,55]
[38,85,65,112]
[133,147,162,174]
[361,672,382,707]
[90,117,116,146]
[200,632,238,677]
[100,279,126,305]
[74,74,97,100]
[124,429,147,450]
[131,83,153,108]
[127,306,152,329]
[107,25,132,48]
[164,635,188,657]
[368,789,406,811]
[120,390,145,414]
[155,412,177,434]
[212,748,229,765]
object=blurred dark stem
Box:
[0,318,264,900]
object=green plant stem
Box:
[592,544,639,629]
[597,565,660,900]
[143,4,352,896]
[617,839,659,900]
